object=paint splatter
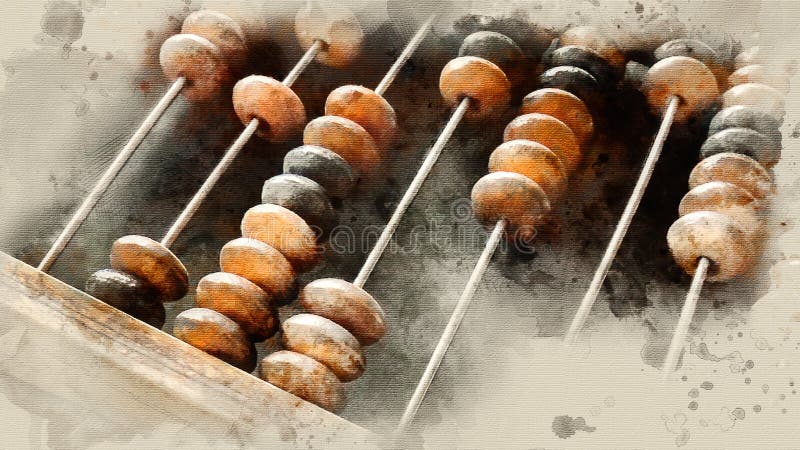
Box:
[688,388,699,398]
[688,401,698,410]
[552,415,596,439]
[732,408,746,420]
[701,381,714,390]
[41,1,85,44]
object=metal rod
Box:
[564,95,680,345]
[662,256,709,379]
[37,77,186,272]
[374,14,437,96]
[395,218,506,436]
[283,39,323,87]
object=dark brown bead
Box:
[85,269,165,329]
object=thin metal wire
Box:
[662,256,709,380]
[283,39,323,87]
[395,219,506,436]
[37,77,186,272]
[374,14,437,96]
[353,97,471,288]
[564,95,680,345]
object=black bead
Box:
[700,127,780,168]
[261,174,337,240]
[549,45,616,87]
[283,145,357,200]
[709,106,782,148]
[459,31,524,83]
[85,269,165,329]
[540,65,600,105]
[654,39,721,70]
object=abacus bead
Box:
[303,116,381,174]
[471,172,550,242]
[298,278,387,346]
[261,174,337,239]
[709,106,782,149]
[624,61,649,90]
[728,65,790,93]
[678,181,763,236]
[458,31,525,86]
[735,47,761,69]
[550,45,616,87]
[181,9,247,70]
[723,83,786,122]
[281,314,365,382]
[689,152,774,200]
[283,145,356,200]
[700,128,781,168]
[519,88,594,144]
[666,211,755,281]
[159,34,228,102]
[174,308,256,372]
[324,85,397,150]
[232,75,306,142]
[219,238,296,303]
[503,113,582,172]
[241,203,321,272]
[439,56,511,118]
[654,39,724,81]
[85,269,165,329]
[110,235,189,302]
[294,2,363,68]
[488,140,567,201]
[559,26,625,69]
[539,66,600,105]
[643,56,719,123]
[259,351,345,412]
[195,272,278,341]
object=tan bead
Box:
[643,56,719,123]
[520,88,594,144]
[281,314,365,382]
[219,238,296,302]
[232,75,307,142]
[678,181,763,237]
[667,211,756,281]
[559,26,625,69]
[488,140,567,201]
[723,83,786,123]
[735,47,761,70]
[241,204,321,272]
[439,56,511,119]
[728,65,790,93]
[325,85,397,150]
[110,235,188,302]
[174,308,256,372]
[195,272,278,341]
[298,278,387,346]
[181,9,247,71]
[159,34,229,102]
[688,152,774,200]
[471,172,550,242]
[294,2,363,68]
[259,351,345,412]
[303,116,380,174]
[503,113,582,173]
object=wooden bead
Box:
[723,83,786,123]
[281,314,365,382]
[471,172,550,242]
[232,75,306,142]
[559,26,625,69]
[458,31,525,86]
[261,174,337,239]
[488,140,567,201]
[110,235,189,302]
[439,56,511,118]
[241,203,321,272]
[667,211,756,281]
[181,9,247,70]
[520,88,594,144]
[85,269,165,329]
[174,308,256,372]
[654,39,725,84]
[550,45,616,86]
[325,85,397,150]
[258,351,345,412]
[643,56,719,123]
[294,2,363,68]
[196,272,278,341]
[735,47,761,70]
[709,106,782,149]
[219,238,296,303]
[728,64,790,93]
[700,128,781,168]
[298,278,387,346]
[689,152,774,200]
[503,113,582,173]
[678,181,763,237]
[303,116,381,174]
[283,145,356,200]
[539,66,600,105]
[159,34,228,102]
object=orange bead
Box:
[559,26,625,69]
[259,351,345,412]
[503,113,582,173]
[723,83,785,122]
[471,172,550,242]
[219,238,296,303]
[643,56,719,123]
[294,3,363,68]
[688,152,774,200]
[281,314,365,382]
[678,181,763,237]
[181,9,247,71]
[439,56,511,118]
[241,203,321,272]
[159,34,229,102]
[110,235,188,302]
[303,116,380,174]
[232,75,306,142]
[195,272,278,341]
[520,88,594,144]
[325,85,397,150]
[488,140,567,201]
[728,65,790,93]
[174,308,256,372]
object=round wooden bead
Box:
[539,66,600,105]
[689,152,774,200]
[643,56,719,123]
[735,47,761,70]
[723,83,786,123]
[294,2,363,68]
[654,39,724,82]
[728,65,790,93]
[709,106,782,149]
[325,85,398,150]
[110,235,189,302]
[458,31,525,86]
[667,211,756,281]
[241,203,321,272]
[471,172,550,242]
[303,116,381,174]
[258,350,345,412]
[700,127,781,168]
[281,313,365,382]
[298,278,387,346]
[159,34,228,102]
[261,174,337,239]
[520,88,594,144]
[550,45,616,87]
[174,307,256,372]
[503,113,582,173]
[181,9,247,70]
[488,140,567,201]
[678,181,763,237]
[232,75,307,142]
[439,56,511,118]
[283,145,356,200]
[196,272,278,341]
[219,238,296,303]
[559,26,625,69]
[85,269,165,329]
